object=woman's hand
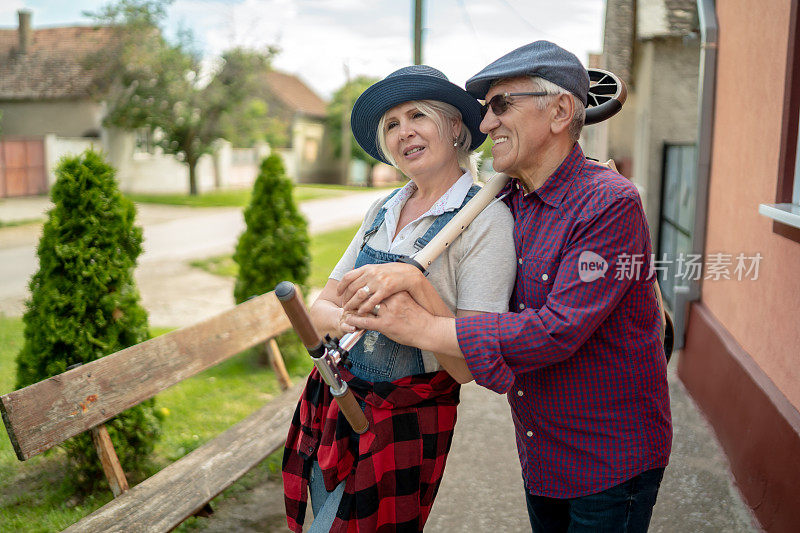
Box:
[338,262,425,315]
[337,306,356,335]
[343,290,431,347]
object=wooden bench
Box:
[0,291,304,532]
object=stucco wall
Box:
[0,100,104,137]
[104,128,217,194]
[632,37,700,242]
[702,0,800,408]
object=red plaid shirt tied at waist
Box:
[283,367,460,532]
[456,144,672,499]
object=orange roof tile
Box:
[264,71,327,118]
[0,24,116,100]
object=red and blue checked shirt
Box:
[456,143,672,499]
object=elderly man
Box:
[341,41,671,532]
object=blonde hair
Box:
[376,100,478,177]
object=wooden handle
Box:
[414,173,511,269]
[274,282,320,350]
[276,281,370,434]
[334,388,369,434]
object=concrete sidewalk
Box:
[191,359,759,533]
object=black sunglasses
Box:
[480,92,550,118]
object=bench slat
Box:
[0,292,291,460]
[62,380,304,533]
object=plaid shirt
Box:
[283,368,460,532]
[456,143,672,499]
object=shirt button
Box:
[542,273,549,281]
[517,390,524,396]
[519,303,525,310]
[526,430,533,437]
[518,258,523,265]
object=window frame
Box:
[766,0,800,242]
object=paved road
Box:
[0,191,386,321]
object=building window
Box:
[758,0,800,242]
[303,138,319,163]
[794,117,800,205]
[134,128,155,155]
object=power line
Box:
[492,0,563,42]
[453,0,490,63]
[455,0,482,46]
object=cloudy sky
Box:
[1,0,606,99]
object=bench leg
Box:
[265,338,292,391]
[90,424,129,497]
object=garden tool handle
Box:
[274,281,369,434]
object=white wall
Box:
[38,128,268,195]
[43,134,97,187]
[103,128,266,194]
[1,100,105,137]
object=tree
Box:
[233,154,311,304]
[15,149,161,487]
[216,49,288,149]
[326,75,380,166]
[86,0,280,195]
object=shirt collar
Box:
[382,171,474,243]
[524,143,584,208]
[383,170,474,216]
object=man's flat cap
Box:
[465,40,589,106]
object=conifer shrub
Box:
[15,149,161,488]
[233,154,311,303]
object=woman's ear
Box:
[451,118,462,143]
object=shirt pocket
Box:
[518,255,559,310]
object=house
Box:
[591,2,800,530]
[589,0,701,309]
[0,10,266,197]
[261,70,340,184]
[0,10,112,197]
[675,1,800,531]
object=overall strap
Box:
[361,188,401,250]
[413,184,481,251]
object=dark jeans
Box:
[525,468,665,533]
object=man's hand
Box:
[338,262,426,315]
[343,290,429,347]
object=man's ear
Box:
[550,93,574,135]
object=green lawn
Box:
[127,184,377,208]
[0,194,362,530]
[191,223,361,288]
[0,218,42,229]
[0,315,312,531]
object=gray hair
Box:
[376,100,478,177]
[528,76,586,141]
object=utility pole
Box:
[414,0,423,65]
[340,62,352,185]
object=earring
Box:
[453,139,459,147]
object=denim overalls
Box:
[308,185,480,531]
[346,184,480,382]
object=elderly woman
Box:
[282,65,516,533]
